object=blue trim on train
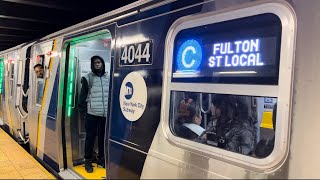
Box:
[108,2,204,178]
[43,153,60,172]
[48,64,59,119]
[43,64,60,171]
[109,141,146,179]
[46,65,59,131]
[46,116,56,132]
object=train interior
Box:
[171,91,276,158]
[63,30,112,179]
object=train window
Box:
[22,47,31,112]
[35,79,44,105]
[9,79,14,97]
[33,52,46,106]
[163,2,295,170]
[10,63,14,79]
[9,63,14,97]
[170,91,276,157]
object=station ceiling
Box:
[0,0,137,51]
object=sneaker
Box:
[85,160,93,173]
[97,158,105,168]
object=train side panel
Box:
[28,38,63,172]
[108,1,205,179]
[1,0,320,179]
[288,0,320,178]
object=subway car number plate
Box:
[120,40,153,66]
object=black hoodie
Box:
[90,55,106,77]
[78,56,106,117]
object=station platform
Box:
[0,128,55,179]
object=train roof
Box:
[38,0,177,42]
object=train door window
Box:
[34,55,45,79]
[10,63,14,78]
[171,92,277,155]
[35,79,44,105]
[34,54,45,106]
[62,30,112,178]
[22,47,31,112]
[162,2,295,170]
[9,61,14,97]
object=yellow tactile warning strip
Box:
[73,163,106,179]
[0,128,55,179]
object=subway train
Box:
[0,0,319,179]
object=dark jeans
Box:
[84,114,106,160]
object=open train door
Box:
[59,25,115,179]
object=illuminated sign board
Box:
[176,39,202,72]
[173,13,282,85]
[209,39,263,67]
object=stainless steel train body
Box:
[0,0,319,179]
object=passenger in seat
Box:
[199,95,256,155]
[34,64,44,78]
[78,55,109,173]
[175,97,205,140]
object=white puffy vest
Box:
[84,72,109,117]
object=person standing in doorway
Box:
[78,55,109,173]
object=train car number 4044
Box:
[120,40,153,66]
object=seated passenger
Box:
[175,98,204,140]
[254,103,277,158]
[200,95,256,155]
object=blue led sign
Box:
[176,39,202,72]
[208,39,263,67]
[172,13,281,85]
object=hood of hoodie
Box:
[91,56,106,77]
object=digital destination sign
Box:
[172,13,282,85]
[209,39,263,68]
